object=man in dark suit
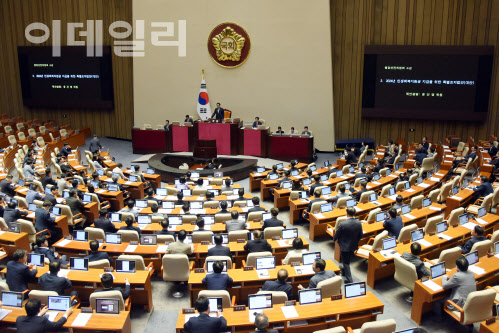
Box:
[252,117,262,128]
[308,175,323,196]
[275,126,285,135]
[421,136,429,151]
[298,259,336,290]
[354,166,368,180]
[215,200,230,215]
[0,175,17,197]
[184,114,194,124]
[345,147,357,165]
[452,145,477,169]
[39,261,74,296]
[254,313,279,333]
[184,296,227,333]
[211,103,225,120]
[35,235,68,264]
[460,225,487,254]
[4,201,28,224]
[94,209,117,233]
[85,240,113,265]
[41,169,57,188]
[16,299,73,333]
[6,249,38,292]
[332,207,363,283]
[472,176,494,200]
[202,260,233,290]
[488,142,498,157]
[304,189,324,219]
[206,158,217,170]
[262,208,284,230]
[244,230,272,253]
[43,186,58,206]
[88,134,103,153]
[383,207,403,238]
[60,142,72,158]
[302,126,311,136]
[35,201,59,245]
[225,210,246,232]
[277,170,291,187]
[95,273,130,300]
[120,215,141,236]
[261,268,293,300]
[392,195,404,210]
[164,120,170,131]
[208,234,232,258]
[354,181,368,202]
[66,189,86,227]
[0,196,4,217]
[26,184,43,205]
[156,219,176,236]
[328,183,351,207]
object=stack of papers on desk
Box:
[435,173,444,176]
[418,183,430,188]
[462,222,478,230]
[314,213,325,219]
[138,224,147,230]
[438,233,452,241]
[380,250,400,258]
[156,245,168,253]
[277,240,292,247]
[417,239,433,247]
[300,199,309,203]
[388,194,398,201]
[165,195,176,200]
[196,197,205,201]
[184,314,197,323]
[125,181,132,185]
[294,265,314,275]
[372,181,381,185]
[354,206,362,212]
[158,209,172,214]
[257,270,270,279]
[406,189,416,193]
[125,245,137,252]
[450,196,462,200]
[475,218,487,225]
[168,225,177,231]
[388,174,398,178]
[44,311,58,322]
[403,214,416,219]
[429,207,441,211]
[57,239,72,247]
[468,265,486,275]
[423,280,443,291]
[0,308,12,320]
[281,306,299,318]
[430,177,440,182]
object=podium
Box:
[193,139,217,159]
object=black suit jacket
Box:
[309,182,324,196]
[120,225,141,235]
[202,273,233,290]
[35,208,57,235]
[346,151,357,165]
[42,175,57,188]
[211,108,225,120]
[39,272,72,295]
[95,285,131,300]
[248,206,266,214]
[6,260,37,292]
[332,218,363,252]
[85,251,113,265]
[184,118,194,124]
[16,314,67,333]
[207,244,232,258]
[262,279,293,300]
[35,247,57,262]
[262,217,284,230]
[184,313,227,333]
[66,196,84,216]
[156,229,176,236]
[244,239,271,253]
[474,182,494,198]
[4,207,28,224]
[94,218,118,233]
[43,193,57,206]
[60,147,72,157]
[383,216,403,238]
[0,179,15,196]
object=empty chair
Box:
[256,290,288,304]
[437,182,453,202]
[28,128,36,138]
[84,227,105,241]
[358,190,374,204]
[162,254,191,297]
[13,196,28,209]
[424,247,462,270]
[203,200,219,209]
[88,259,111,269]
[228,230,249,242]
[316,276,342,298]
[39,126,47,134]
[309,200,327,214]
[192,189,207,196]
[362,208,381,224]
[117,230,139,243]
[157,234,175,243]
[192,231,213,243]
[355,231,388,259]
[408,174,418,186]
[56,204,84,227]
[470,239,492,257]
[444,289,495,329]
[410,195,424,210]
[118,254,153,271]
[199,290,235,308]
[60,129,68,137]
[18,219,48,244]
[247,211,264,221]
[244,251,273,267]
[396,181,408,192]
[379,184,392,198]
[424,215,444,234]
[18,132,26,141]
[394,256,418,298]
[467,193,493,214]
[347,319,396,333]
[335,196,352,209]
[215,213,231,223]
[397,224,418,244]
[90,290,130,311]
[263,227,284,239]
[420,156,434,176]
[448,207,465,227]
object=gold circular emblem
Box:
[207,23,251,68]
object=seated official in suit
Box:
[210,103,225,120]
[0,174,18,197]
[26,184,43,205]
[283,238,308,264]
[248,197,266,213]
[262,208,284,230]
[354,166,368,180]
[94,208,118,234]
[43,186,58,206]
[120,215,141,236]
[208,234,232,258]
[39,261,77,296]
[292,179,304,192]
[254,313,279,333]
[289,127,297,135]
[184,114,194,124]
[421,136,429,151]
[202,260,233,290]
[35,201,59,245]
[175,192,186,206]
[401,242,430,302]
[220,178,233,193]
[194,178,207,191]
[244,230,271,253]
[308,175,323,196]
[304,189,324,219]
[460,225,487,254]
[16,299,73,333]
[95,273,130,300]
[225,211,246,232]
[119,200,139,219]
[216,200,230,215]
[298,258,336,290]
[85,240,113,265]
[472,176,494,200]
[42,169,57,188]
[261,269,293,300]
[302,126,311,136]
[345,147,358,165]
[277,170,291,187]
[383,207,403,238]
[164,119,170,131]
[6,249,38,292]
[328,183,351,207]
[386,147,399,167]
[452,145,477,169]
[392,195,404,210]
[184,296,227,333]
[156,219,176,236]
[167,229,193,255]
[275,126,285,135]
[193,216,208,232]
[35,236,68,264]
[4,201,28,224]
[206,158,218,170]
[332,207,362,283]
[66,189,86,227]
[252,116,263,128]
[268,165,279,176]
[354,181,368,202]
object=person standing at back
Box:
[89,134,103,153]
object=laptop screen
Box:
[135,200,148,208]
[1,291,23,307]
[246,199,254,208]
[299,191,308,199]
[255,256,276,270]
[344,282,367,298]
[436,221,448,234]
[349,166,354,173]
[320,174,328,182]
[423,198,431,208]
[337,170,343,177]
[129,175,138,182]
[465,250,479,265]
[82,194,92,203]
[298,288,322,305]
[401,205,411,215]
[322,187,332,196]
[369,193,377,202]
[214,171,223,178]
[48,296,71,311]
[324,160,329,167]
[376,211,387,222]
[262,212,271,221]
[147,168,155,175]
[478,206,486,218]
[417,177,423,184]
[8,222,20,233]
[404,182,410,190]
[90,181,99,188]
[256,167,265,173]
[45,187,51,195]
[346,199,356,207]
[208,189,220,196]
[452,186,459,195]
[382,237,397,250]
[73,230,88,242]
[291,170,299,177]
[116,259,136,273]
[394,329,418,333]
[495,241,499,254]
[96,298,120,314]
[105,233,122,244]
[69,257,88,271]
[140,234,157,245]
[211,233,229,245]
[302,178,311,186]
[52,207,61,216]
[282,228,298,240]
[320,203,333,213]
[248,294,273,310]
[161,201,174,209]
[156,188,168,196]
[208,297,223,312]
[282,182,292,189]
[190,172,200,178]
[137,215,151,224]
[28,253,45,267]
[97,169,104,176]
[206,260,227,273]
[176,234,192,244]
[309,165,317,172]
[28,203,38,212]
[430,262,446,279]
[182,189,192,197]
[190,201,203,209]
[108,184,119,192]
[374,174,381,181]
[459,214,469,225]
[411,229,424,242]
[202,216,215,225]
[110,213,121,222]
[168,216,183,225]
[389,187,396,195]
[302,252,321,265]
[269,173,278,180]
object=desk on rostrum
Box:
[177,292,383,333]
[188,260,340,306]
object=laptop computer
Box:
[256,167,265,173]
[206,260,227,273]
[1,291,23,308]
[269,174,278,180]
[110,213,121,222]
[69,257,88,271]
[73,230,89,242]
[320,203,333,213]
[162,201,175,209]
[401,204,411,215]
[140,234,157,245]
[465,250,479,265]
[248,294,273,310]
[262,212,271,221]
[137,215,152,224]
[27,253,45,267]
[48,296,71,311]
[302,252,321,265]
[382,237,397,251]
[322,187,332,196]
[430,262,446,279]
[423,197,432,208]
[135,199,148,209]
[156,188,168,197]
[108,184,119,192]
[95,299,120,314]
[208,297,223,312]
[282,228,298,240]
[459,214,469,225]
[168,216,183,225]
[202,216,215,225]
[346,199,356,207]
[182,189,192,197]
[436,221,448,234]
[255,256,276,270]
[411,229,424,242]
[211,233,229,245]
[28,203,38,212]
[146,168,155,175]
[298,288,322,305]
[105,233,122,244]
[116,259,136,273]
[344,282,367,298]
[302,178,312,186]
[190,201,203,210]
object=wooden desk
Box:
[47,131,88,151]
[241,128,269,157]
[132,128,171,154]
[411,254,499,325]
[177,292,383,333]
[98,176,144,200]
[124,169,161,189]
[445,188,475,217]
[268,135,314,162]
[0,307,131,332]
[480,320,499,333]
[0,231,30,257]
[24,211,70,238]
[188,260,340,306]
[248,163,308,192]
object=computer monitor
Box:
[302,252,321,265]
[18,179,24,187]
[137,215,151,224]
[8,222,21,233]
[322,187,332,196]
[108,184,119,192]
[430,262,446,279]
[344,183,351,190]
[232,188,239,195]
[478,206,487,218]
[48,296,71,311]
[282,228,298,240]
[344,282,367,298]
[376,211,387,222]
[156,188,168,196]
[291,170,299,177]
[417,177,423,184]
[276,163,283,170]
[309,165,317,172]
[27,253,45,267]
[256,167,265,173]
[282,182,292,190]
[147,168,155,175]
[423,197,432,208]
[95,299,120,314]
[411,229,424,242]
[262,212,271,221]
[382,237,397,250]
[459,214,469,225]
[201,216,215,225]
[211,233,229,245]
[129,175,138,182]
[248,294,273,310]
[82,194,92,203]
[320,203,333,213]
[404,182,411,190]
[269,173,278,180]
[302,178,311,186]
[401,204,411,215]
[73,230,89,242]
[189,201,203,210]
[255,256,276,270]
[320,174,328,182]
[206,260,227,273]
[298,288,322,305]
[140,234,157,245]
[349,166,354,173]
[135,199,148,208]
[214,171,223,178]
[208,189,220,196]
[346,199,356,207]
[337,170,343,177]
[369,193,378,202]
[69,257,88,271]
[105,233,122,244]
[190,172,200,178]
[389,187,396,195]
[44,187,51,195]
[176,234,192,244]
[495,241,499,255]
[97,169,104,177]
[386,169,391,176]
[374,174,381,181]
[1,291,23,307]
[28,203,38,212]
[436,221,448,234]
[168,216,183,225]
[208,297,223,313]
[465,250,479,265]
[324,160,330,167]
[298,191,308,199]
[89,181,98,188]
[182,189,192,197]
[52,206,61,216]
[110,213,121,222]
[116,259,136,273]
[452,186,459,195]
[162,201,174,209]
[130,166,136,172]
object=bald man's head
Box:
[277,269,288,283]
